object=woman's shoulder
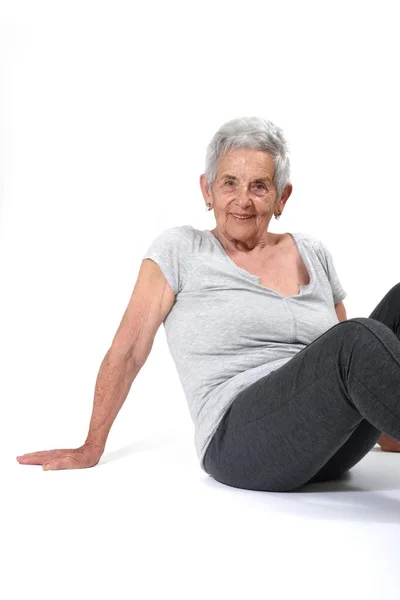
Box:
[291,231,324,250]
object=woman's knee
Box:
[342,317,395,341]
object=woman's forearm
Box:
[85,349,142,451]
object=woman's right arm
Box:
[16,258,176,470]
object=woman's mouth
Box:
[231,214,254,221]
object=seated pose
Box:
[17,116,400,492]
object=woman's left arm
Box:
[335,301,347,322]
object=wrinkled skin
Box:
[16,443,104,470]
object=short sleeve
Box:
[314,238,347,304]
[142,226,191,295]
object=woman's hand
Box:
[16,442,104,470]
[377,433,400,453]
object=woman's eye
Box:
[224,180,266,190]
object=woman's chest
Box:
[227,241,310,297]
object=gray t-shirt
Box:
[143,226,347,472]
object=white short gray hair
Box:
[205,116,291,199]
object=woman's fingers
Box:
[377,433,400,452]
[42,455,81,470]
[16,449,72,464]
[17,444,103,470]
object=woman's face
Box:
[200,147,291,249]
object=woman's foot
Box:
[378,433,400,452]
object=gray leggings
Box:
[203,282,400,492]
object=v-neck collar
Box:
[203,230,314,298]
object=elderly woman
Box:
[17,117,400,491]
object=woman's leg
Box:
[309,283,400,482]
[203,283,400,492]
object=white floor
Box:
[5,431,400,600]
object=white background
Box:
[2,1,400,599]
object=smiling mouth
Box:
[231,214,254,220]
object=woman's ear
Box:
[199,173,212,202]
